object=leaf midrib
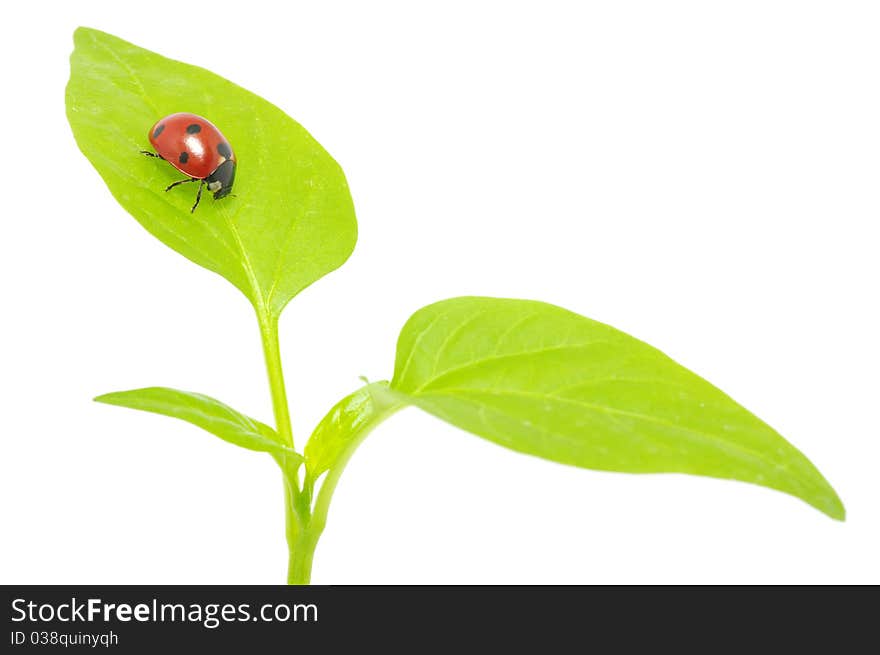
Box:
[417,386,800,480]
[224,212,265,310]
[407,342,625,393]
[120,401,256,435]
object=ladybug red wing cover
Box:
[148,112,234,180]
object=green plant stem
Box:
[283,470,312,584]
[259,321,406,584]
[257,309,295,450]
[288,527,319,585]
[283,479,327,585]
[257,307,313,584]
[288,385,406,584]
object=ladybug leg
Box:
[140,150,165,160]
[165,177,198,192]
[191,180,206,213]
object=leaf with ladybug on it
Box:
[66,27,357,318]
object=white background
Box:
[1,1,877,584]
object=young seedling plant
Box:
[66,27,844,584]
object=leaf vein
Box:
[429,309,494,379]
[421,387,784,471]
[412,341,622,392]
[394,310,451,386]
[88,31,160,117]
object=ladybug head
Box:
[205,160,236,200]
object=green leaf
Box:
[95,386,301,461]
[300,381,404,538]
[390,297,845,520]
[66,27,356,317]
[304,381,403,483]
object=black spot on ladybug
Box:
[186,123,202,134]
[152,124,165,139]
[217,142,232,159]
[179,152,189,164]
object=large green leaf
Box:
[390,297,844,520]
[66,27,356,316]
[95,387,301,461]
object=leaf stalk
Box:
[257,309,295,450]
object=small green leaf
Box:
[95,386,301,460]
[66,27,357,317]
[301,382,404,534]
[304,382,403,482]
[390,297,844,520]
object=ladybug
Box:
[141,112,236,212]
